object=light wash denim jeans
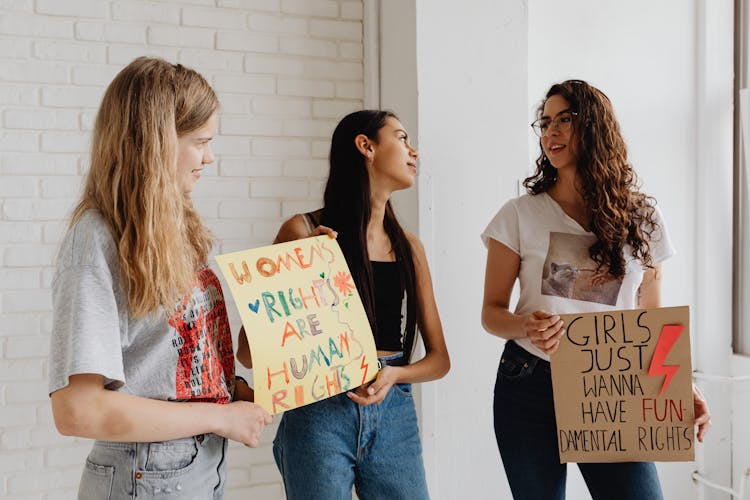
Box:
[273,354,429,500]
[78,433,227,499]
[494,340,664,500]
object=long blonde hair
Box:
[71,57,217,317]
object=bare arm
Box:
[51,374,271,446]
[274,214,311,243]
[237,326,252,368]
[636,264,662,308]
[348,234,450,405]
[480,238,564,355]
[274,213,337,244]
[481,238,525,339]
[233,375,255,402]
[398,233,450,382]
[388,234,450,383]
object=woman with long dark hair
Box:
[481,80,710,499]
[238,109,450,499]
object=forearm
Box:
[52,386,225,442]
[236,327,252,368]
[637,265,662,309]
[390,348,450,385]
[481,303,527,340]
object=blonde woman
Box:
[48,57,272,499]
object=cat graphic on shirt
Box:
[541,262,579,298]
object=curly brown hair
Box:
[523,79,658,279]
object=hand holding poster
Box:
[550,306,694,463]
[215,236,378,414]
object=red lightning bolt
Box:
[360,355,370,385]
[647,324,684,396]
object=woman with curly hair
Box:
[480,80,710,499]
[48,57,272,499]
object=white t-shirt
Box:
[481,192,675,361]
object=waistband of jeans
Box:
[93,433,220,450]
[507,340,550,366]
[378,352,406,368]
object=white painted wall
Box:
[412,1,528,498]
[693,2,737,499]
[384,1,741,499]
[377,0,418,234]
[0,1,364,498]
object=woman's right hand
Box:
[523,310,564,355]
[219,401,273,448]
[310,224,337,239]
[274,215,337,244]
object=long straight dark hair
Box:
[320,110,419,361]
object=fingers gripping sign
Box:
[526,310,565,355]
[692,384,711,443]
[222,401,273,448]
[311,225,337,239]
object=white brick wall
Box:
[0,1,363,498]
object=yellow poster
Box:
[551,306,694,463]
[215,236,378,414]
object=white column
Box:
[377,1,529,497]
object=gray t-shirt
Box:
[49,210,235,402]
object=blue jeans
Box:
[78,433,227,499]
[494,340,664,500]
[273,356,428,500]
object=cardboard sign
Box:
[215,236,378,414]
[550,306,694,463]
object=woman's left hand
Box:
[347,366,400,406]
[693,383,711,443]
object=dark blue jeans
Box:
[494,340,664,500]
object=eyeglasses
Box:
[531,110,578,137]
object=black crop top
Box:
[303,211,404,351]
[372,261,404,351]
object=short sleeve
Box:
[481,199,521,255]
[48,220,126,395]
[648,205,675,264]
